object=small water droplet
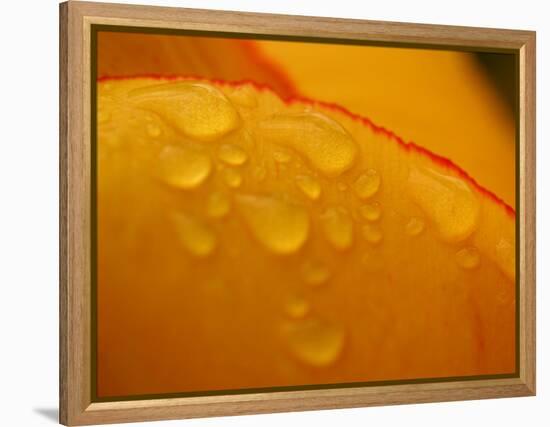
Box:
[172,212,216,257]
[362,223,383,244]
[217,143,248,166]
[283,317,346,367]
[257,112,357,176]
[236,194,310,254]
[206,192,231,218]
[296,175,321,200]
[223,168,242,188]
[406,217,425,236]
[157,145,211,189]
[359,202,381,221]
[320,207,353,250]
[455,246,480,269]
[129,81,240,142]
[284,295,310,319]
[146,123,161,137]
[407,166,479,243]
[301,260,330,286]
[354,169,381,199]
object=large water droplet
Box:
[353,169,381,199]
[157,145,211,189]
[172,212,216,257]
[236,194,310,254]
[129,81,240,142]
[257,112,357,176]
[301,260,330,286]
[407,166,479,243]
[284,317,346,367]
[455,246,480,269]
[296,175,321,201]
[405,217,425,237]
[217,143,248,166]
[320,207,353,250]
[206,192,231,218]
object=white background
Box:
[0,0,547,425]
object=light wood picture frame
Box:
[59,1,536,425]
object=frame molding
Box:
[60,1,536,425]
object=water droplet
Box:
[296,175,321,200]
[359,202,381,221]
[273,150,292,163]
[129,81,240,142]
[354,169,381,199]
[217,143,248,166]
[495,238,515,280]
[223,168,242,188]
[362,223,383,244]
[146,123,161,137]
[455,246,480,269]
[301,260,330,286]
[406,217,425,236]
[320,207,353,250]
[407,166,479,243]
[206,192,231,218]
[257,112,357,177]
[157,145,211,189]
[284,295,310,319]
[236,194,310,254]
[172,212,216,257]
[284,317,346,367]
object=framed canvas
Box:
[59,1,536,425]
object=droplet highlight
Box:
[236,194,310,254]
[359,202,382,221]
[157,145,211,189]
[296,175,321,201]
[172,212,216,257]
[217,143,248,166]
